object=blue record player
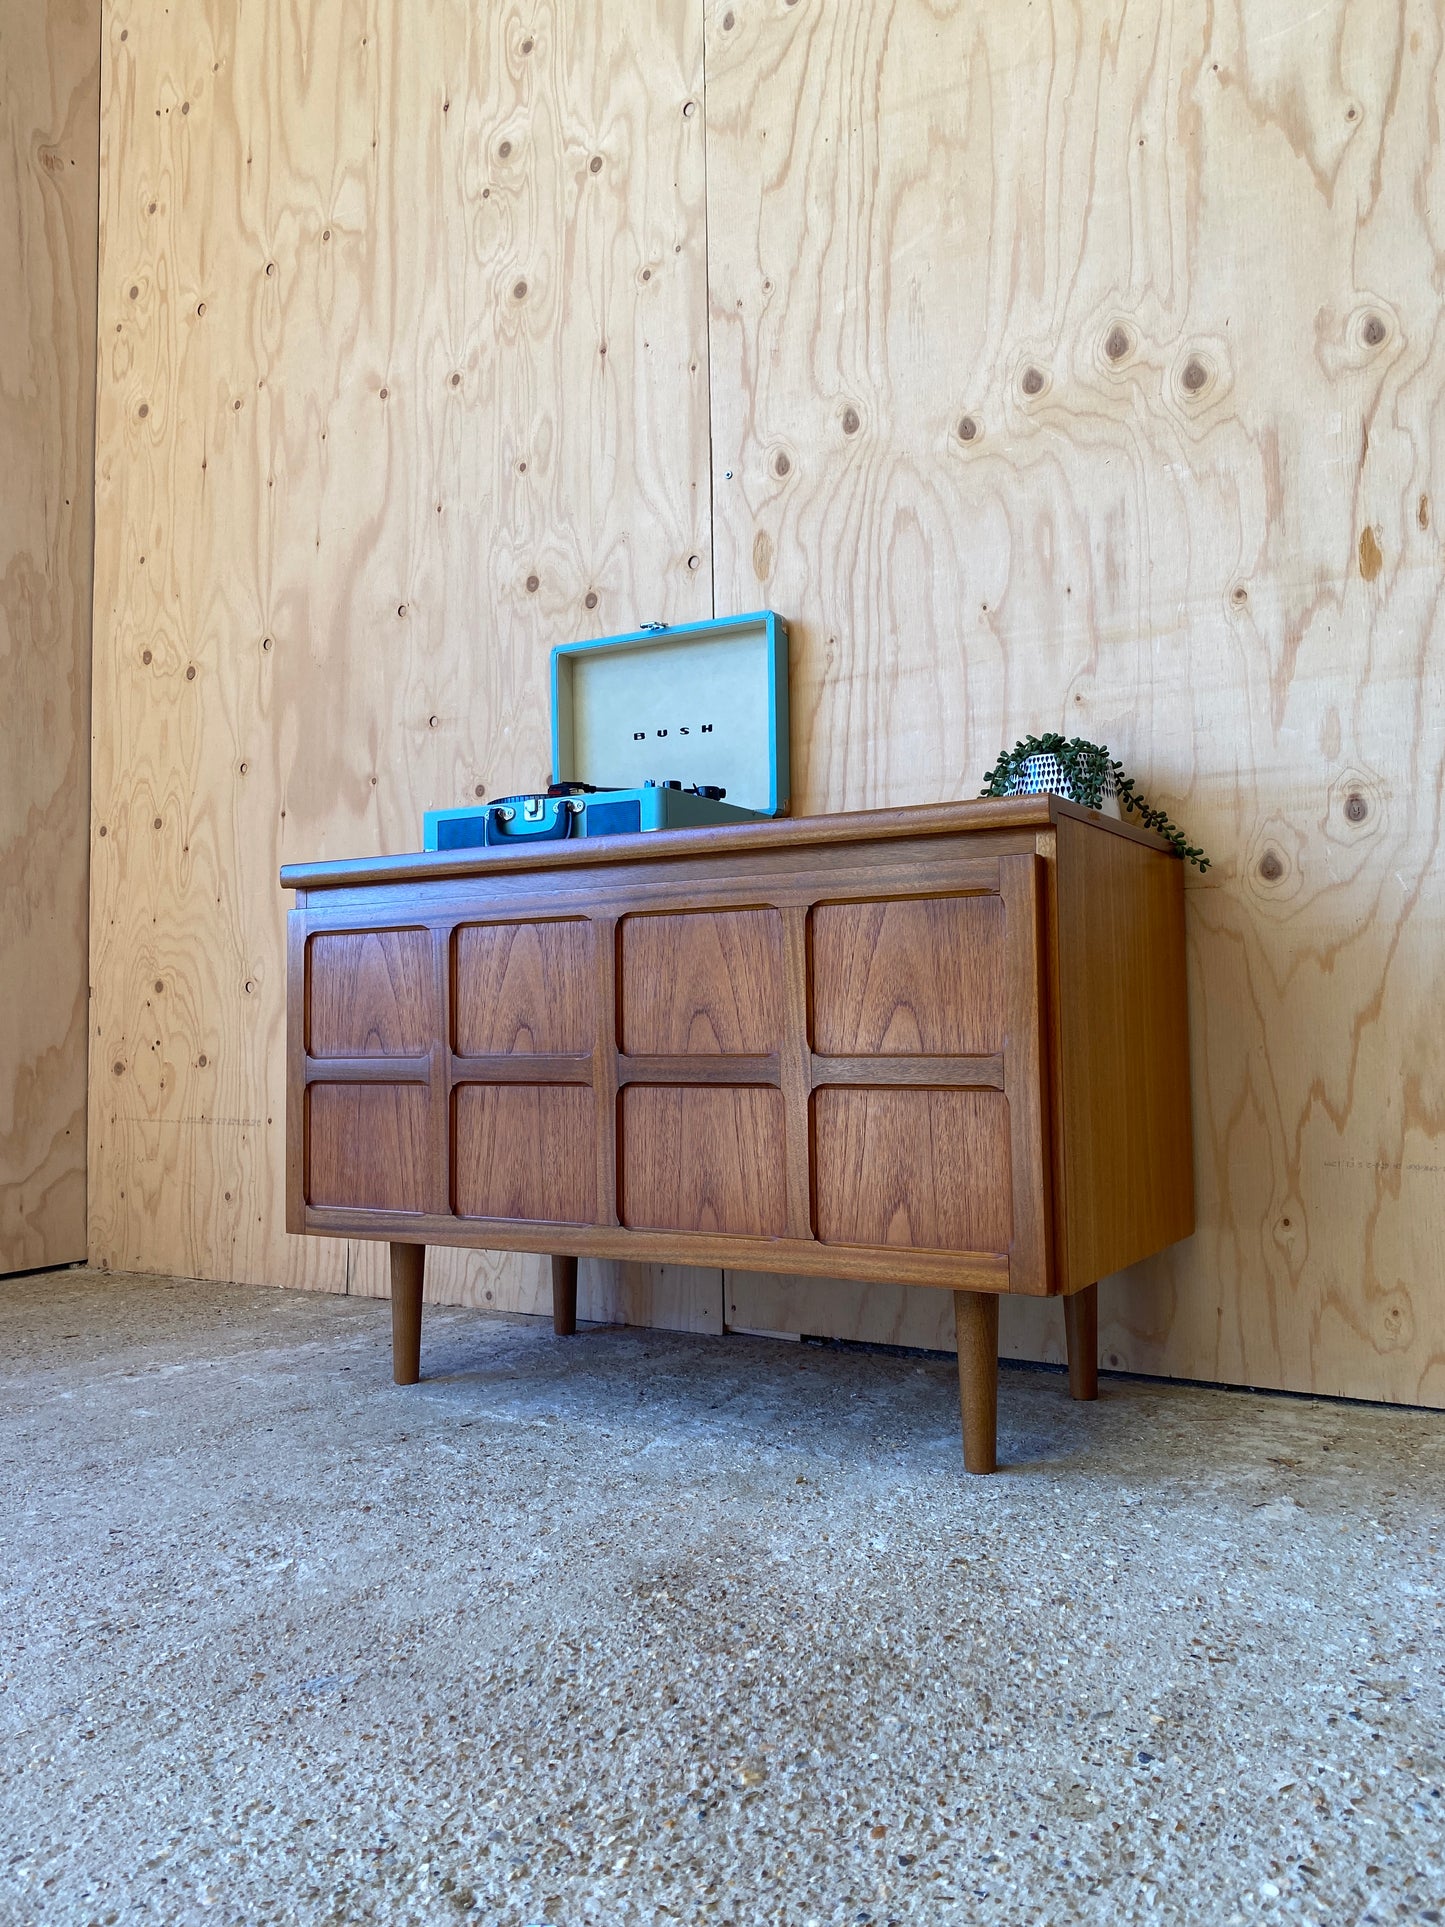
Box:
[424,611,790,851]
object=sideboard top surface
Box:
[281,794,1173,894]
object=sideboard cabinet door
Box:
[303,928,441,1217]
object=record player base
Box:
[283,797,1193,1475]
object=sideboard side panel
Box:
[1054,816,1195,1288]
[999,853,1053,1294]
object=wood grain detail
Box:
[454,1084,597,1225]
[1,0,98,1273]
[620,909,784,1054]
[701,0,1445,1403]
[88,0,710,1292]
[620,1085,786,1236]
[454,920,594,1056]
[812,1087,1012,1255]
[308,930,433,1058]
[810,896,1004,1055]
[307,1083,432,1215]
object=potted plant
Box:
[980,733,1210,870]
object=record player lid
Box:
[550,611,790,816]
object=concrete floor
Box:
[1,1272,1442,1927]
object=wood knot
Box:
[1104,325,1131,361]
[498,140,512,158]
[513,279,527,299]
[841,406,860,435]
[1361,312,1387,348]
[589,155,603,173]
[774,450,791,477]
[1344,792,1368,824]
[584,591,598,610]
[1021,366,1045,396]
[1181,356,1209,393]
[723,8,735,25]
[957,415,978,441]
[525,573,540,592]
[1257,848,1284,882]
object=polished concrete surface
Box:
[1,1267,1442,1926]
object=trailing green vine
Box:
[980,732,1210,871]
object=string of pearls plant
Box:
[980,733,1210,872]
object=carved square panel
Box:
[810,896,1004,1055]
[454,920,595,1055]
[308,930,433,1057]
[620,1085,786,1236]
[812,1087,1011,1253]
[619,910,782,1054]
[453,1084,596,1223]
[307,1083,433,1212]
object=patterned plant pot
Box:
[1009,751,1121,819]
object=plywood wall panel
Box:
[89,0,714,1312]
[90,0,1445,1405]
[705,0,1445,1405]
[0,0,98,1275]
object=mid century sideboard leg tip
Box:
[389,1242,425,1385]
[551,1255,579,1336]
[1064,1282,1100,1402]
[953,1289,1000,1474]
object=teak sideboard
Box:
[281,796,1194,1472]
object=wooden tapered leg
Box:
[389,1242,425,1385]
[953,1290,1000,1474]
[551,1255,578,1336]
[1064,1283,1099,1400]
